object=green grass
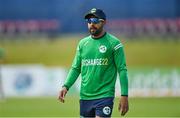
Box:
[0,36,80,67]
[0,36,180,67]
[0,96,180,117]
[1,36,180,117]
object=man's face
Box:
[86,17,105,36]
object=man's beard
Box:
[89,26,103,36]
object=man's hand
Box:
[118,96,129,116]
[58,87,68,103]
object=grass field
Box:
[0,35,180,67]
[0,36,180,117]
[0,96,180,117]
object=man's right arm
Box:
[63,45,81,89]
[58,86,68,103]
[58,45,81,103]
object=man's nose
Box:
[89,22,95,26]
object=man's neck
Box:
[91,31,105,39]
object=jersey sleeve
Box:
[113,41,128,96]
[63,44,81,90]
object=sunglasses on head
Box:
[86,18,104,24]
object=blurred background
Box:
[0,0,180,117]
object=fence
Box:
[107,18,180,37]
[0,65,180,97]
[1,18,180,38]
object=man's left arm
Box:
[113,43,129,116]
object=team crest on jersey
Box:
[99,45,107,53]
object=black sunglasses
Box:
[86,18,104,24]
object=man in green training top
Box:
[58,8,129,117]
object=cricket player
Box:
[58,8,129,117]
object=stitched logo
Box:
[103,106,111,115]
[99,45,107,53]
[91,8,97,13]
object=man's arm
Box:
[58,45,81,103]
[113,42,129,116]
[119,96,129,116]
[58,86,68,103]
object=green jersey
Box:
[64,33,128,100]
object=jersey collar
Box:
[91,32,107,40]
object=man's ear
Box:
[102,20,106,25]
[103,20,106,25]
